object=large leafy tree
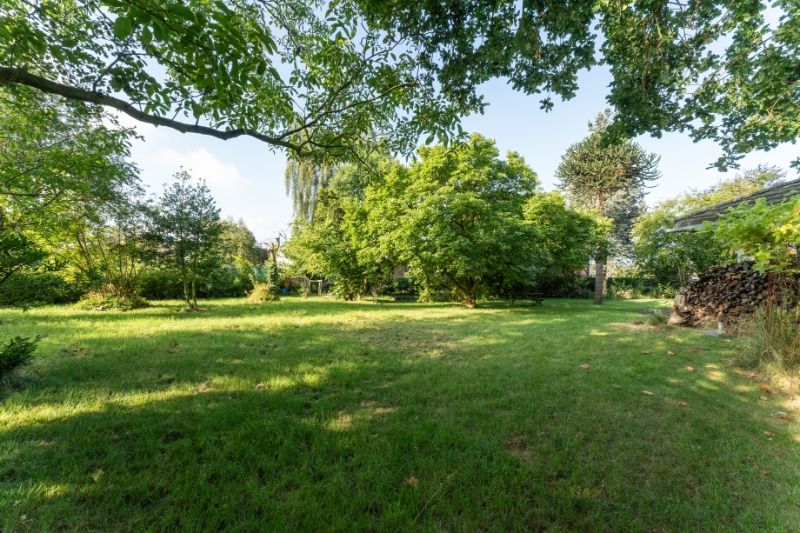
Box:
[151,171,222,310]
[285,155,397,299]
[0,88,138,293]
[358,0,800,169]
[556,112,660,304]
[365,134,539,307]
[0,0,462,159]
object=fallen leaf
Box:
[580,363,591,369]
[759,396,769,401]
[90,468,104,482]
[676,401,688,407]
[640,350,652,355]
[685,365,694,372]
[641,390,654,396]
[405,476,418,487]
[764,431,774,438]
[775,412,793,421]
[612,384,622,389]
[667,350,675,356]
[745,371,757,380]
[759,384,774,395]
[254,383,266,390]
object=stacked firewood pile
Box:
[669,262,796,326]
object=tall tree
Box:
[358,0,800,170]
[151,171,221,310]
[0,0,463,160]
[556,112,660,304]
[0,88,138,294]
[284,159,336,222]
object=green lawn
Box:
[1,298,798,531]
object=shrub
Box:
[0,272,83,306]
[738,303,800,370]
[247,282,280,302]
[0,336,39,381]
[75,291,149,311]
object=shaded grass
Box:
[1,298,798,531]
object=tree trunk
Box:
[181,264,191,308]
[191,274,197,309]
[594,258,606,305]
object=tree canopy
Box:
[0,0,463,159]
[358,0,800,169]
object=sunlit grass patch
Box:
[1,297,798,530]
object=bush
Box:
[738,304,800,370]
[247,282,280,302]
[0,336,39,381]
[75,291,149,311]
[0,272,83,306]
[137,268,184,300]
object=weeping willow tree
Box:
[284,158,336,222]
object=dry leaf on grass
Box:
[405,476,419,487]
[764,431,774,438]
[580,363,591,369]
[641,390,655,396]
[759,384,774,395]
[685,365,694,372]
[759,396,769,401]
[666,350,675,356]
[640,350,652,355]
[775,412,793,421]
[90,468,104,482]
[612,384,622,389]
[676,401,688,408]
[254,383,266,390]
[745,371,757,380]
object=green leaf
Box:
[112,16,134,40]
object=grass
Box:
[1,297,798,531]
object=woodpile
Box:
[669,262,797,326]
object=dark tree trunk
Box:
[594,258,606,305]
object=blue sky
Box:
[126,65,797,242]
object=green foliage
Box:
[556,113,659,303]
[150,171,222,309]
[714,197,800,273]
[365,135,540,307]
[219,219,262,264]
[247,282,280,303]
[522,192,604,294]
[738,304,800,370]
[0,335,38,381]
[358,1,800,169]
[75,290,149,311]
[0,272,83,306]
[0,0,463,159]
[284,159,336,222]
[633,166,786,287]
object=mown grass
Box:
[1,298,798,531]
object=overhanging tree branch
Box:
[0,67,300,151]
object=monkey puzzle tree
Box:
[556,112,660,304]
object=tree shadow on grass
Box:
[1,300,798,530]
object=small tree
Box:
[556,111,660,304]
[151,171,221,310]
